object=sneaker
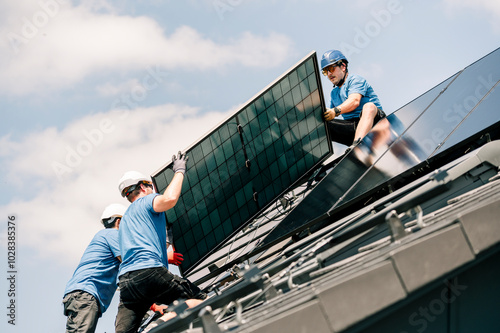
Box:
[344,138,362,155]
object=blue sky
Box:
[0,0,499,332]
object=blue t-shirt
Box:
[118,193,168,277]
[64,228,121,314]
[329,74,383,120]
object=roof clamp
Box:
[409,205,425,229]
[229,264,244,279]
[399,205,426,230]
[198,306,223,333]
[282,257,306,290]
[206,283,222,296]
[262,273,279,300]
[287,270,298,290]
[234,299,245,325]
[385,210,409,242]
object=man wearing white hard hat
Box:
[115,152,206,333]
[62,203,127,333]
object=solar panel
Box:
[257,47,500,251]
[337,46,500,205]
[152,51,332,274]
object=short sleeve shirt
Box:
[329,74,383,120]
[64,228,121,314]
[118,193,168,277]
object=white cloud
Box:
[0,1,294,95]
[442,0,500,32]
[0,103,231,265]
[96,79,141,97]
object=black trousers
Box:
[327,108,386,146]
[115,267,206,333]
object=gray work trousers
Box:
[63,290,100,333]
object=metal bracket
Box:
[386,204,426,241]
[408,205,424,228]
[287,270,298,290]
[385,210,408,242]
[234,300,245,325]
[262,273,278,300]
[199,306,223,333]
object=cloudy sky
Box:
[0,0,498,332]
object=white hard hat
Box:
[118,171,150,197]
[101,203,128,221]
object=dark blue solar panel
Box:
[258,47,500,250]
[152,52,332,274]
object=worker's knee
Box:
[361,103,378,119]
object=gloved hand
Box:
[323,108,336,121]
[172,151,188,174]
[150,303,169,314]
[168,251,184,266]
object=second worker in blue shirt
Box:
[321,49,386,148]
[115,152,206,333]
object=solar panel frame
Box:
[151,51,332,275]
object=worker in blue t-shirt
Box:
[321,49,386,148]
[115,152,206,333]
[63,203,127,333]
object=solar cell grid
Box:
[152,52,332,274]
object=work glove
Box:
[168,251,184,266]
[150,303,169,314]
[172,151,188,174]
[323,108,336,122]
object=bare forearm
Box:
[338,94,361,114]
[324,93,361,121]
[163,172,184,204]
[153,172,184,212]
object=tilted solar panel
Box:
[152,51,332,274]
[256,47,500,252]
